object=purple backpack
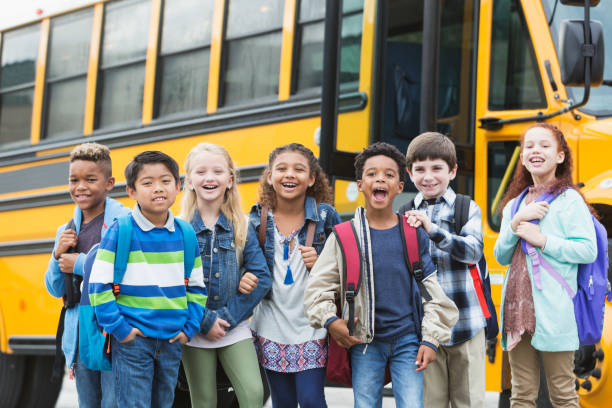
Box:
[511,187,610,346]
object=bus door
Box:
[371,0,478,210]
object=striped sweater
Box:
[89,214,207,341]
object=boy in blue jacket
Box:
[45,142,129,407]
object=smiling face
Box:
[358,154,404,211]
[267,151,315,204]
[127,163,179,224]
[521,126,564,185]
[69,160,115,219]
[186,151,233,208]
[408,158,456,200]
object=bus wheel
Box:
[0,353,26,408]
[16,356,63,408]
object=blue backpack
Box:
[78,215,197,371]
[511,187,610,346]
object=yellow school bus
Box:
[0,0,610,407]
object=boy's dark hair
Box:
[354,142,406,182]
[406,132,457,171]
[124,151,180,189]
[70,142,112,178]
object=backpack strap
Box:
[333,220,362,336]
[175,218,197,285]
[258,205,269,251]
[453,194,471,235]
[398,214,432,301]
[113,216,133,296]
[305,220,316,248]
[510,187,530,218]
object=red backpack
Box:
[326,214,425,386]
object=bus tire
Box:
[0,353,26,408]
[16,356,62,408]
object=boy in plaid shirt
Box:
[398,132,486,408]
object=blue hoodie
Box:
[44,197,130,368]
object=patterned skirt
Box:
[252,331,327,373]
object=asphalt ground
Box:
[56,373,500,407]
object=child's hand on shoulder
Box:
[58,253,79,273]
[405,210,433,233]
[328,318,362,349]
[169,331,189,345]
[55,229,78,259]
[298,246,318,270]
[415,344,436,372]
[121,327,145,343]
[238,272,259,294]
[512,201,549,231]
[205,317,230,341]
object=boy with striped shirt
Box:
[89,151,206,407]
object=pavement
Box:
[56,373,501,407]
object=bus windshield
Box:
[544,0,612,117]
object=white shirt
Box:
[250,227,327,344]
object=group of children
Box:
[45,121,597,408]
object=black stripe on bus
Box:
[0,92,367,167]
[8,336,56,355]
[0,164,266,213]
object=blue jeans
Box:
[111,335,183,408]
[74,353,116,408]
[265,367,327,408]
[351,332,423,408]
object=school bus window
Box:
[294,0,363,94]
[96,0,151,129]
[156,0,214,118]
[487,140,520,232]
[221,0,284,107]
[45,9,93,141]
[0,23,40,148]
[489,0,546,111]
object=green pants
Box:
[182,339,263,408]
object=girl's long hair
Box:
[180,143,247,249]
[258,143,333,209]
[499,123,596,216]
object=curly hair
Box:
[70,142,112,178]
[354,142,407,182]
[499,123,596,216]
[257,143,333,208]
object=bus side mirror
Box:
[559,19,604,87]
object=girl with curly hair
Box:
[248,143,341,407]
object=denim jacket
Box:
[191,210,271,335]
[44,197,130,367]
[248,196,342,285]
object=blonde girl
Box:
[494,123,598,407]
[180,143,271,408]
[249,143,341,408]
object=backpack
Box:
[403,195,499,341]
[454,194,499,341]
[326,214,427,387]
[510,187,610,346]
[78,215,197,371]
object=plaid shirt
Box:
[399,187,485,346]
